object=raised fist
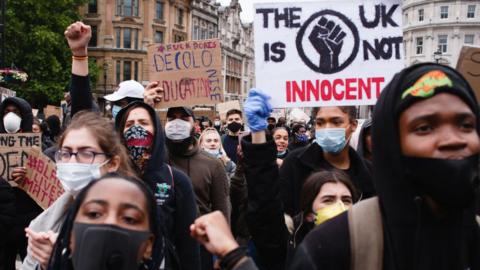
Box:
[64,21,91,56]
[309,17,346,72]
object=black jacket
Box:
[290,63,480,270]
[279,143,374,216]
[242,137,314,270]
[116,102,201,270]
[0,97,42,226]
[69,74,99,117]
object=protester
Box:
[61,92,71,130]
[0,175,14,269]
[290,63,480,270]
[191,211,258,270]
[272,127,289,167]
[199,127,236,178]
[33,118,54,149]
[165,106,230,270]
[356,119,373,172]
[213,116,223,134]
[115,101,201,270]
[21,111,135,270]
[222,109,244,163]
[288,123,309,151]
[104,79,144,119]
[0,97,43,270]
[45,115,61,144]
[279,104,374,216]
[267,116,276,133]
[47,173,163,270]
[242,90,358,269]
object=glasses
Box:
[55,149,110,164]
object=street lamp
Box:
[433,49,442,63]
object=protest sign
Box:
[18,147,63,209]
[216,100,242,120]
[457,45,480,100]
[0,133,41,184]
[254,0,403,108]
[147,39,223,108]
[0,87,16,102]
[44,105,63,123]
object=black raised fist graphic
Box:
[308,16,346,72]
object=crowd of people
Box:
[0,21,478,270]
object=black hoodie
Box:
[0,97,42,226]
[115,102,200,270]
[289,63,480,270]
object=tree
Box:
[4,0,97,108]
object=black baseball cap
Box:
[166,106,194,118]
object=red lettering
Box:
[292,81,305,102]
[332,79,345,100]
[321,80,332,101]
[306,80,319,102]
[358,78,371,99]
[286,81,291,102]
[372,77,385,97]
[345,78,357,100]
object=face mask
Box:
[295,133,309,143]
[3,112,21,134]
[124,125,154,172]
[315,128,348,154]
[402,155,479,209]
[227,121,242,133]
[111,105,122,120]
[165,119,192,140]
[205,148,221,158]
[72,222,151,270]
[314,201,347,226]
[166,136,193,156]
[267,124,275,131]
[56,160,109,196]
[277,150,287,158]
[214,121,221,126]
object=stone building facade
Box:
[403,0,480,66]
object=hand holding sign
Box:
[309,17,346,72]
[144,81,164,108]
[64,21,91,56]
[11,166,26,185]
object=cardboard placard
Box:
[147,39,223,108]
[0,133,41,184]
[254,0,403,108]
[44,105,63,123]
[19,147,63,209]
[216,100,242,120]
[0,87,16,102]
[456,45,480,100]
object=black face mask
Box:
[227,122,242,133]
[72,222,151,270]
[267,124,275,131]
[166,136,193,156]
[402,155,479,209]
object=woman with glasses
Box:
[21,111,136,270]
[199,127,236,178]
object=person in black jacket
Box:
[290,63,480,270]
[0,97,43,270]
[287,123,309,152]
[280,105,375,216]
[241,90,358,270]
[0,178,14,270]
[116,101,201,270]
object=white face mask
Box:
[165,119,192,140]
[204,148,221,158]
[56,160,109,196]
[3,112,21,134]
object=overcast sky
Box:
[216,0,297,23]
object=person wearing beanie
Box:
[290,63,480,270]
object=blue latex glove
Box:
[244,89,273,132]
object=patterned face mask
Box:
[124,125,154,172]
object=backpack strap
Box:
[348,197,383,270]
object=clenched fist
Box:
[64,21,91,56]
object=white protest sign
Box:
[254,0,403,108]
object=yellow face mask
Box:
[314,201,348,226]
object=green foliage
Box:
[4,0,93,108]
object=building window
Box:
[465,34,474,44]
[117,0,139,17]
[133,29,139,49]
[174,35,184,42]
[134,62,139,81]
[155,31,164,43]
[201,28,207,40]
[418,9,424,21]
[177,8,184,25]
[209,25,215,38]
[116,61,121,84]
[193,25,199,40]
[438,35,448,53]
[88,0,97,13]
[468,5,476,18]
[124,28,131,48]
[89,25,97,47]
[416,37,423,55]
[156,1,164,20]
[115,28,121,48]
[124,61,132,80]
[440,6,448,19]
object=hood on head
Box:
[115,101,166,174]
[0,97,33,133]
[372,63,479,218]
[356,119,372,159]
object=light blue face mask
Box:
[315,128,348,154]
[111,105,122,120]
